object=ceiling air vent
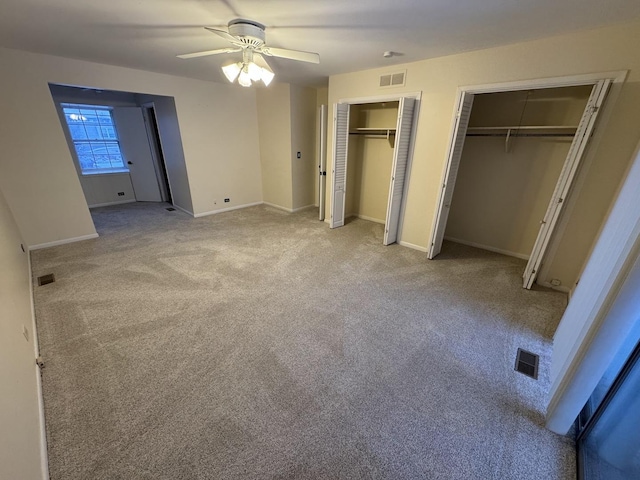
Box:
[379,71,406,88]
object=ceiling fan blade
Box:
[204,26,244,46]
[177,47,242,59]
[260,46,320,64]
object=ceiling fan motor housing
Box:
[228,19,266,48]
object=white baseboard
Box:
[398,240,429,253]
[29,233,99,251]
[292,204,316,213]
[538,281,571,294]
[26,253,50,480]
[354,214,385,225]
[88,199,135,208]
[194,201,263,218]
[171,204,194,217]
[444,236,530,260]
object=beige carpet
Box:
[32,202,575,479]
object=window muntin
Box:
[62,105,127,174]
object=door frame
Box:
[330,91,422,243]
[141,102,174,204]
[427,71,627,286]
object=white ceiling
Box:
[1,0,639,87]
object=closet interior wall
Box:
[345,102,399,224]
[445,86,592,260]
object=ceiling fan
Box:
[177,19,320,87]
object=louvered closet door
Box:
[330,103,350,228]
[384,97,416,245]
[523,78,611,289]
[428,92,474,258]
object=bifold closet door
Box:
[428,92,474,258]
[523,78,611,289]
[384,97,416,245]
[330,103,350,228]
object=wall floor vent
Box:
[37,274,56,286]
[515,348,539,379]
[166,207,176,211]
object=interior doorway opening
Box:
[48,84,188,214]
[329,93,420,246]
[428,74,618,289]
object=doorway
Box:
[428,75,615,289]
[330,94,420,245]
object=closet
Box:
[429,78,611,289]
[330,96,417,245]
[346,102,398,225]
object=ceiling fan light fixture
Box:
[247,61,262,81]
[260,68,275,86]
[238,68,252,87]
[222,62,242,82]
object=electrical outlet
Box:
[22,325,29,342]
[297,151,301,158]
[117,192,125,196]
[224,198,230,203]
[550,279,562,286]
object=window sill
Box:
[81,169,130,176]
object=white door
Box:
[384,97,416,245]
[112,107,162,202]
[330,103,350,228]
[523,79,611,288]
[428,92,475,258]
[318,105,328,221]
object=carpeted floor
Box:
[32,202,576,479]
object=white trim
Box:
[459,70,627,94]
[88,199,136,209]
[398,240,429,253]
[263,201,294,213]
[193,201,263,218]
[171,204,194,217]
[29,233,99,251]
[349,214,385,225]
[546,140,640,434]
[27,252,50,480]
[292,204,316,213]
[444,236,530,260]
[537,281,571,294]
[338,91,422,105]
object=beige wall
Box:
[327,19,640,288]
[257,83,293,210]
[346,103,397,223]
[290,85,318,210]
[0,46,262,246]
[446,87,591,259]
[0,188,46,480]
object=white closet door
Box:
[112,107,162,202]
[330,103,350,228]
[523,78,611,289]
[384,97,416,245]
[318,105,328,221]
[428,92,474,258]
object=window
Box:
[61,104,127,174]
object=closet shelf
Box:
[467,125,578,137]
[349,127,396,139]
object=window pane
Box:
[63,104,126,173]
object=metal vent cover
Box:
[166,207,176,211]
[37,273,55,286]
[379,71,406,88]
[515,348,539,379]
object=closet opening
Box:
[429,76,614,289]
[330,94,419,246]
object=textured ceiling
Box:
[1,0,639,86]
